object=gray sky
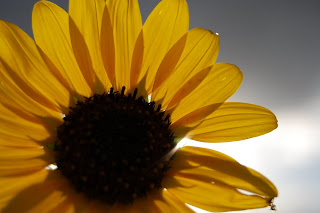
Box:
[1,1,319,212]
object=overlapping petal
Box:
[163,146,277,212]
[100,4,116,87]
[169,146,278,197]
[69,0,110,94]
[137,0,189,93]
[152,28,219,108]
[0,147,53,176]
[159,190,194,212]
[152,33,188,92]
[0,170,48,212]
[0,116,54,147]
[48,193,87,213]
[0,20,71,113]
[106,0,142,91]
[1,171,72,213]
[0,103,60,148]
[164,175,268,212]
[0,59,63,125]
[170,63,243,126]
[32,1,92,99]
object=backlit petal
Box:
[0,116,54,147]
[0,103,57,147]
[167,66,212,109]
[170,63,243,125]
[0,170,48,212]
[1,171,70,213]
[101,5,116,87]
[0,147,53,176]
[107,0,142,91]
[161,190,194,213]
[0,134,41,148]
[152,33,188,92]
[69,0,110,93]
[48,188,88,213]
[32,1,92,98]
[47,199,74,213]
[0,61,64,124]
[164,175,269,212]
[138,0,189,93]
[188,102,278,142]
[0,21,71,113]
[152,28,219,108]
[149,190,193,213]
[129,30,144,95]
[168,146,278,198]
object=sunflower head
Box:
[55,87,176,204]
[0,0,278,212]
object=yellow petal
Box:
[167,66,212,109]
[0,159,50,177]
[188,102,278,142]
[100,5,116,87]
[168,146,278,199]
[0,21,71,113]
[152,28,219,108]
[0,134,41,148]
[1,171,69,213]
[138,0,189,93]
[170,63,243,125]
[48,186,88,213]
[0,117,53,145]
[47,199,74,213]
[68,18,96,93]
[152,198,177,213]
[0,147,54,176]
[0,146,47,160]
[107,0,142,91]
[161,190,194,213]
[0,86,62,125]
[164,175,269,212]
[150,190,183,213]
[0,169,48,212]
[170,104,222,138]
[152,33,188,92]
[130,30,144,95]
[32,1,92,98]
[0,103,60,148]
[0,61,64,123]
[69,0,110,93]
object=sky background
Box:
[1,0,320,212]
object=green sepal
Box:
[45,144,55,150]
[174,138,182,144]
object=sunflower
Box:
[0,0,278,212]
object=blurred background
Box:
[1,0,319,212]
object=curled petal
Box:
[163,146,277,212]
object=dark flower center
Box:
[54,87,175,204]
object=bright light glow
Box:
[45,164,58,170]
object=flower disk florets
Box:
[55,87,175,204]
